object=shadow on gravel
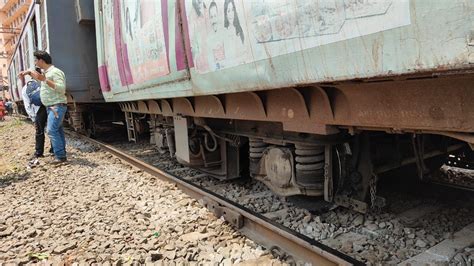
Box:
[0,171,31,188]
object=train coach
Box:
[95,0,474,212]
[6,0,117,136]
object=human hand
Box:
[29,70,46,81]
[18,70,29,77]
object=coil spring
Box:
[249,138,268,160]
[249,138,268,175]
[295,143,325,186]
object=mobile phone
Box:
[35,67,42,74]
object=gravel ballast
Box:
[0,117,285,265]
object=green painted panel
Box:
[96,0,473,103]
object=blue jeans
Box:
[47,104,67,160]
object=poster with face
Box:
[186,0,254,73]
[102,0,123,90]
[121,0,169,83]
[101,0,169,92]
[185,0,410,74]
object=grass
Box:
[0,117,26,134]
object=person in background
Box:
[5,99,13,115]
[20,51,68,164]
[0,99,5,121]
[17,72,52,160]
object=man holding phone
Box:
[20,50,68,164]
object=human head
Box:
[192,0,204,17]
[224,0,235,28]
[224,0,244,43]
[33,50,52,69]
[209,1,218,33]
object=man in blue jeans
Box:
[25,51,68,164]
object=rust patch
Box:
[429,106,445,121]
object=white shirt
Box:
[21,84,40,122]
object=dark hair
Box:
[33,50,52,64]
[192,0,205,17]
[224,0,244,44]
[126,7,133,40]
[209,1,217,15]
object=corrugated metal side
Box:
[186,0,473,96]
[98,0,473,102]
[48,0,102,103]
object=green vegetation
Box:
[0,117,26,134]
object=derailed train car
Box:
[6,0,115,135]
[94,0,474,211]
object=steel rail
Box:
[66,131,362,265]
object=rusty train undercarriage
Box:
[92,73,473,213]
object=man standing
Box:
[22,51,67,164]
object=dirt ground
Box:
[0,116,284,265]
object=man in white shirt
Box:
[20,79,51,159]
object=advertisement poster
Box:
[102,0,169,90]
[102,0,127,89]
[120,0,169,83]
[185,0,411,73]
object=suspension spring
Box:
[249,138,268,175]
[294,143,326,187]
[249,138,268,159]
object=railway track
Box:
[66,130,474,265]
[66,130,361,265]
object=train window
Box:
[40,0,47,50]
[22,35,29,70]
[9,63,16,93]
[31,16,39,51]
[7,69,11,86]
[15,52,22,74]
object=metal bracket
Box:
[411,134,430,180]
[324,144,333,202]
[201,197,244,229]
[334,195,368,213]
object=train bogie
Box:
[94,0,474,211]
